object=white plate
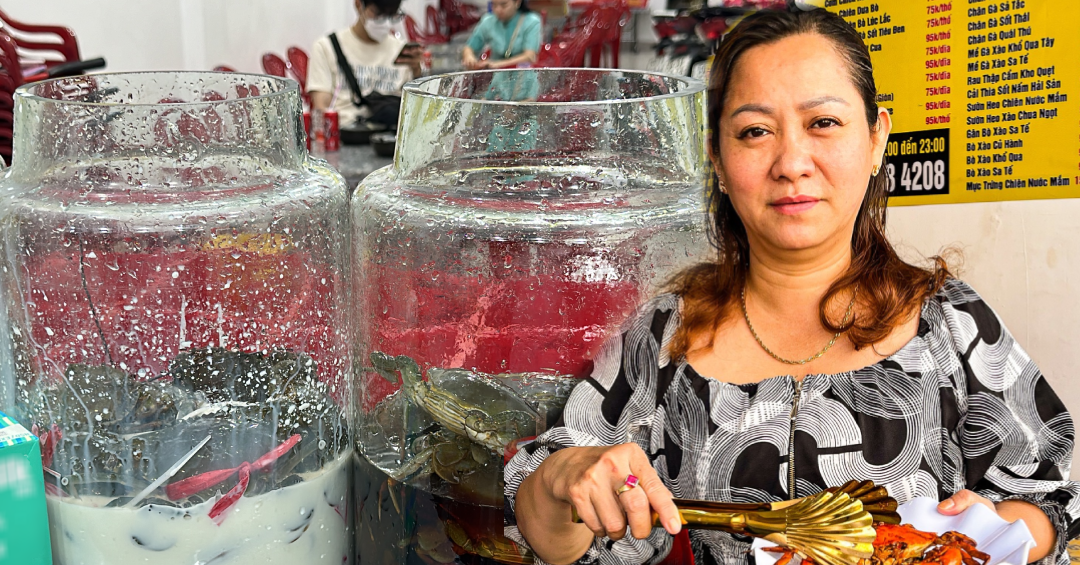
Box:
[752,497,1036,565]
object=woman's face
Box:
[492,0,522,22]
[715,33,891,257]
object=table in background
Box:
[322,144,394,190]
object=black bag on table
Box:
[328,32,402,137]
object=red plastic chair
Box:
[260,53,288,78]
[426,6,448,42]
[404,15,436,44]
[0,36,13,166]
[0,31,24,88]
[404,8,450,44]
[581,1,630,68]
[697,17,729,46]
[535,43,563,67]
[538,0,629,69]
[0,6,80,67]
[441,0,481,37]
[286,47,308,91]
[286,47,310,106]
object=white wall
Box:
[889,199,1080,480]
[5,0,435,73]
[8,0,659,72]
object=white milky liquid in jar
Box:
[47,451,351,565]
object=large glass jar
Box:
[0,72,353,564]
[352,69,707,564]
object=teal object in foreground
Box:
[0,411,52,565]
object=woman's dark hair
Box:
[362,0,403,17]
[519,0,531,13]
[667,8,949,359]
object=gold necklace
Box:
[740,285,859,365]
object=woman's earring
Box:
[718,178,728,194]
[871,165,880,176]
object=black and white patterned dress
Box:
[504,279,1080,565]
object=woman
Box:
[505,9,1078,565]
[462,0,542,71]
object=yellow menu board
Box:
[797,0,1080,205]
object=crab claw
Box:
[464,409,535,452]
[393,355,422,387]
[369,352,401,383]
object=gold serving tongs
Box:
[572,480,899,565]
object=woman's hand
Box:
[462,49,483,70]
[939,490,1056,562]
[463,58,489,70]
[936,489,996,516]
[462,53,477,69]
[538,443,682,541]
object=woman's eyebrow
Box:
[729,96,848,119]
[798,96,849,111]
[730,103,773,118]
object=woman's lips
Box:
[770,196,819,215]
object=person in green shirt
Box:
[462,0,543,71]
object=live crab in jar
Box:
[352,68,708,564]
[0,72,353,564]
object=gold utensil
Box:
[571,480,899,565]
[668,480,901,524]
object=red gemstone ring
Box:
[616,474,639,495]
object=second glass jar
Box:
[352,68,708,564]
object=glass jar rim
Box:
[402,68,705,107]
[15,70,300,109]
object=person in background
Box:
[308,0,422,128]
[462,0,542,71]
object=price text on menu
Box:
[816,0,1080,205]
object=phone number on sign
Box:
[883,129,950,197]
[884,160,947,193]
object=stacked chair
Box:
[0,8,85,165]
[405,1,482,45]
[286,47,308,93]
[260,52,289,78]
[537,0,631,69]
[440,0,482,38]
[260,48,309,107]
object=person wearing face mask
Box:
[307,0,421,130]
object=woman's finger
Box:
[569,490,607,538]
[591,489,629,541]
[618,485,654,540]
[937,489,996,515]
[628,451,680,535]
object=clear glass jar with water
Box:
[352,69,707,564]
[0,72,353,564]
